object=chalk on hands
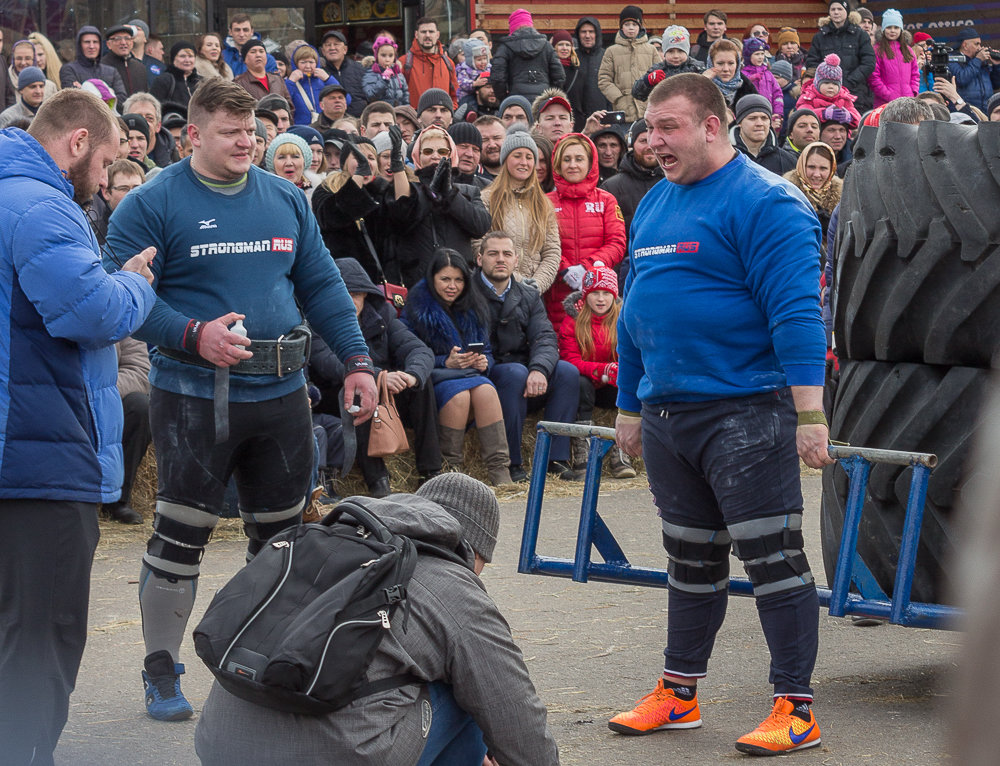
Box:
[347,404,361,414]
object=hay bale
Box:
[131,410,643,511]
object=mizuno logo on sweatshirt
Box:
[188,238,296,257]
[199,218,217,229]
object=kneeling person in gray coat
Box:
[195,473,559,766]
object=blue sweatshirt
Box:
[106,159,369,401]
[617,152,825,410]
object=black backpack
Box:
[193,500,422,715]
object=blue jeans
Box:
[490,360,579,465]
[416,682,487,766]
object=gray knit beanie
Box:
[987,92,1000,120]
[498,94,533,125]
[372,130,393,155]
[417,87,454,116]
[734,93,773,124]
[499,123,538,165]
[769,59,794,83]
[416,473,500,562]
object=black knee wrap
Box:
[661,519,732,594]
[143,502,218,580]
[729,514,814,596]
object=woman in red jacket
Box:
[558,265,636,478]
[545,133,626,329]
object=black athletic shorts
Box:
[150,385,313,515]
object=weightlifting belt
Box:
[158,325,312,443]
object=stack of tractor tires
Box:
[822,120,1000,604]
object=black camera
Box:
[928,42,952,78]
[989,48,1000,62]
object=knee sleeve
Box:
[661,519,732,594]
[241,499,304,558]
[729,514,814,597]
[143,501,219,580]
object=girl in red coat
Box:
[545,133,626,329]
[558,265,636,478]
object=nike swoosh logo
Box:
[668,707,691,721]
[789,723,815,744]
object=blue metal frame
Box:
[518,422,962,631]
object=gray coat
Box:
[194,496,559,766]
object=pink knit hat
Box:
[509,9,533,34]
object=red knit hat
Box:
[582,264,619,299]
[913,32,933,44]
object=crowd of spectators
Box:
[2,1,998,514]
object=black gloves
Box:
[428,157,453,200]
[341,140,371,178]
[388,124,406,174]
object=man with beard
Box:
[455,75,500,123]
[403,17,458,110]
[601,118,662,257]
[475,114,505,179]
[0,88,157,765]
[571,17,612,130]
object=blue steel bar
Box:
[827,455,871,618]
[571,436,613,583]
[517,429,551,575]
[520,423,958,630]
[890,463,932,624]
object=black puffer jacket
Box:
[731,126,797,177]
[473,272,559,376]
[309,258,434,395]
[600,153,661,238]
[393,166,492,287]
[312,175,422,286]
[489,26,565,101]
[805,13,876,113]
[571,17,611,130]
[150,65,202,110]
[102,52,149,97]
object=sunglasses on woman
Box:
[421,147,451,157]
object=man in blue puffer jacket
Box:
[0,90,156,766]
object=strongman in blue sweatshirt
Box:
[106,79,376,722]
[609,74,831,756]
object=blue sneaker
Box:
[142,650,194,721]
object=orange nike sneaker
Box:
[608,679,702,735]
[735,697,821,756]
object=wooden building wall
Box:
[476,1,829,45]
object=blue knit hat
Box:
[881,9,903,30]
[17,66,45,90]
